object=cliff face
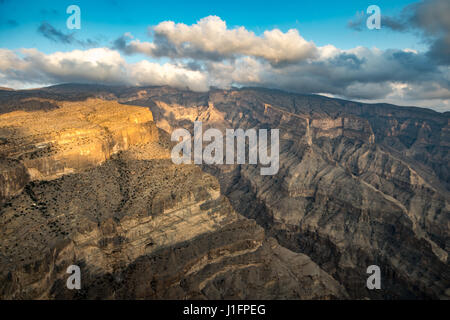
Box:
[0,85,448,300]
[0,95,347,299]
[117,86,449,299]
[0,98,158,202]
[0,159,29,203]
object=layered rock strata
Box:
[0,97,347,299]
[121,87,449,299]
[0,98,158,202]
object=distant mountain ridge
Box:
[0,83,448,299]
[1,83,447,114]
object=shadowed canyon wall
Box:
[0,85,448,299]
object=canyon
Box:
[0,84,448,299]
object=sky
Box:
[0,0,449,111]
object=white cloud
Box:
[0,48,209,91]
[120,16,318,64]
[128,60,208,91]
[1,15,449,111]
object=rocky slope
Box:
[0,84,448,299]
[0,98,158,203]
[0,95,347,299]
[115,86,449,299]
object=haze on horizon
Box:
[0,0,449,111]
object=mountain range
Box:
[0,84,448,299]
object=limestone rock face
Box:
[118,86,449,299]
[0,159,29,203]
[0,94,347,300]
[0,98,158,202]
[0,145,346,300]
[0,85,448,300]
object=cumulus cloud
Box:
[199,45,449,109]
[115,16,318,65]
[128,60,209,91]
[0,48,208,91]
[112,32,156,56]
[384,0,450,65]
[348,0,450,66]
[1,11,449,111]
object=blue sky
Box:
[0,0,448,111]
[0,0,425,54]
